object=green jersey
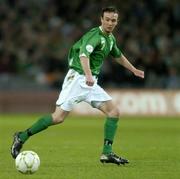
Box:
[68,26,122,76]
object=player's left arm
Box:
[110,37,144,78]
[115,54,144,79]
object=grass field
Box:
[0,114,180,179]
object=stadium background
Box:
[0,0,179,115]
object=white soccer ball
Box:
[15,151,40,174]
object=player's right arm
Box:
[80,56,94,86]
[79,30,99,86]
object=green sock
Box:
[19,115,53,143]
[103,117,118,154]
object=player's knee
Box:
[52,116,65,124]
[51,107,69,124]
[107,107,120,118]
[52,113,65,124]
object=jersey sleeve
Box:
[79,31,99,58]
[110,38,122,58]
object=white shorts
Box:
[56,69,112,111]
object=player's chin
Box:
[107,27,114,33]
[105,29,112,33]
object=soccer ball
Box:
[15,151,40,174]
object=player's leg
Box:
[11,69,79,159]
[19,106,69,142]
[97,100,129,165]
[98,100,119,154]
[11,107,69,159]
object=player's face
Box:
[101,12,118,33]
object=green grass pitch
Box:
[0,114,180,179]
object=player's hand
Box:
[85,75,94,86]
[133,69,144,79]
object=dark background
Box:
[0,0,179,90]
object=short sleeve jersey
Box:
[68,26,122,76]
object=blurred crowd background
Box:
[0,0,179,90]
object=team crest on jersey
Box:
[101,37,106,50]
[86,44,94,53]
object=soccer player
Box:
[11,6,144,165]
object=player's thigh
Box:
[52,106,70,124]
[98,100,120,118]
